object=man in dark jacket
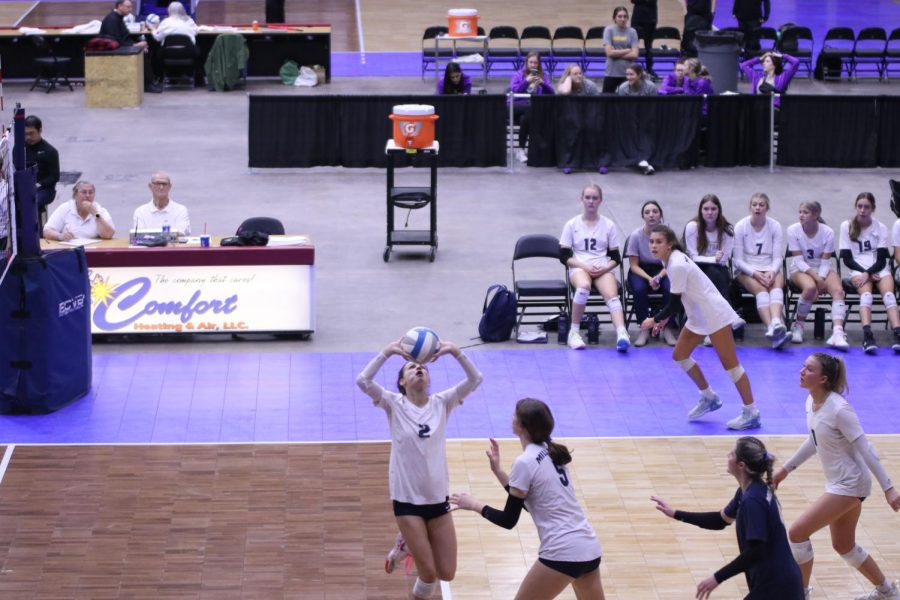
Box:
[631,0,658,78]
[733,0,770,51]
[99,0,162,93]
[22,116,59,215]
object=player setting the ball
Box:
[356,330,483,600]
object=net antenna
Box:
[0,106,16,286]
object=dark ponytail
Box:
[515,398,572,466]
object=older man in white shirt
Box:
[132,171,191,235]
[43,181,116,241]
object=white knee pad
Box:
[606,296,623,314]
[797,299,814,319]
[884,292,897,309]
[676,357,696,372]
[861,292,873,309]
[770,288,784,305]
[832,300,847,322]
[840,544,869,569]
[790,539,814,565]
[726,364,745,383]
[413,578,438,598]
[573,287,590,306]
[755,292,771,309]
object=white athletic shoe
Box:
[703,335,712,346]
[568,329,586,350]
[638,159,655,175]
[827,329,849,350]
[731,316,746,330]
[687,393,722,420]
[662,327,677,346]
[764,322,775,340]
[385,533,411,574]
[634,329,650,347]
[804,585,813,600]
[616,331,631,352]
[790,322,804,344]
[854,581,900,600]
[726,406,761,430]
[771,320,787,340]
[515,148,528,163]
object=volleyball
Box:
[400,327,441,364]
[146,13,160,26]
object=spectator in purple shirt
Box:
[437,62,472,95]
[510,51,555,163]
[683,58,715,96]
[657,58,687,95]
[740,52,800,108]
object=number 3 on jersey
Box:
[555,464,569,487]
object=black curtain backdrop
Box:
[248,95,507,168]
[249,94,898,170]
[877,96,900,168]
[705,95,770,167]
[527,96,701,170]
[778,96,879,167]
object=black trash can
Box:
[695,30,744,93]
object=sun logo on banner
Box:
[90,273,119,307]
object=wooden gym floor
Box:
[2,436,899,599]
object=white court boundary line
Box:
[354,0,366,64]
[12,432,900,448]
[0,445,14,485]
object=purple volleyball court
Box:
[1,346,898,444]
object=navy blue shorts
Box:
[538,556,601,579]
[393,498,451,521]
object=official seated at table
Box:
[149,1,198,43]
[99,0,162,93]
[132,171,191,234]
[43,181,116,241]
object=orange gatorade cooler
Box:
[389,104,438,148]
[447,9,478,37]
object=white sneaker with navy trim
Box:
[688,393,722,420]
[854,580,900,600]
[726,406,761,430]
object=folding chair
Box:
[511,233,570,336]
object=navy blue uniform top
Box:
[723,481,804,600]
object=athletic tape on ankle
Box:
[840,544,868,569]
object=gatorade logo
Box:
[401,121,422,136]
[457,21,471,33]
